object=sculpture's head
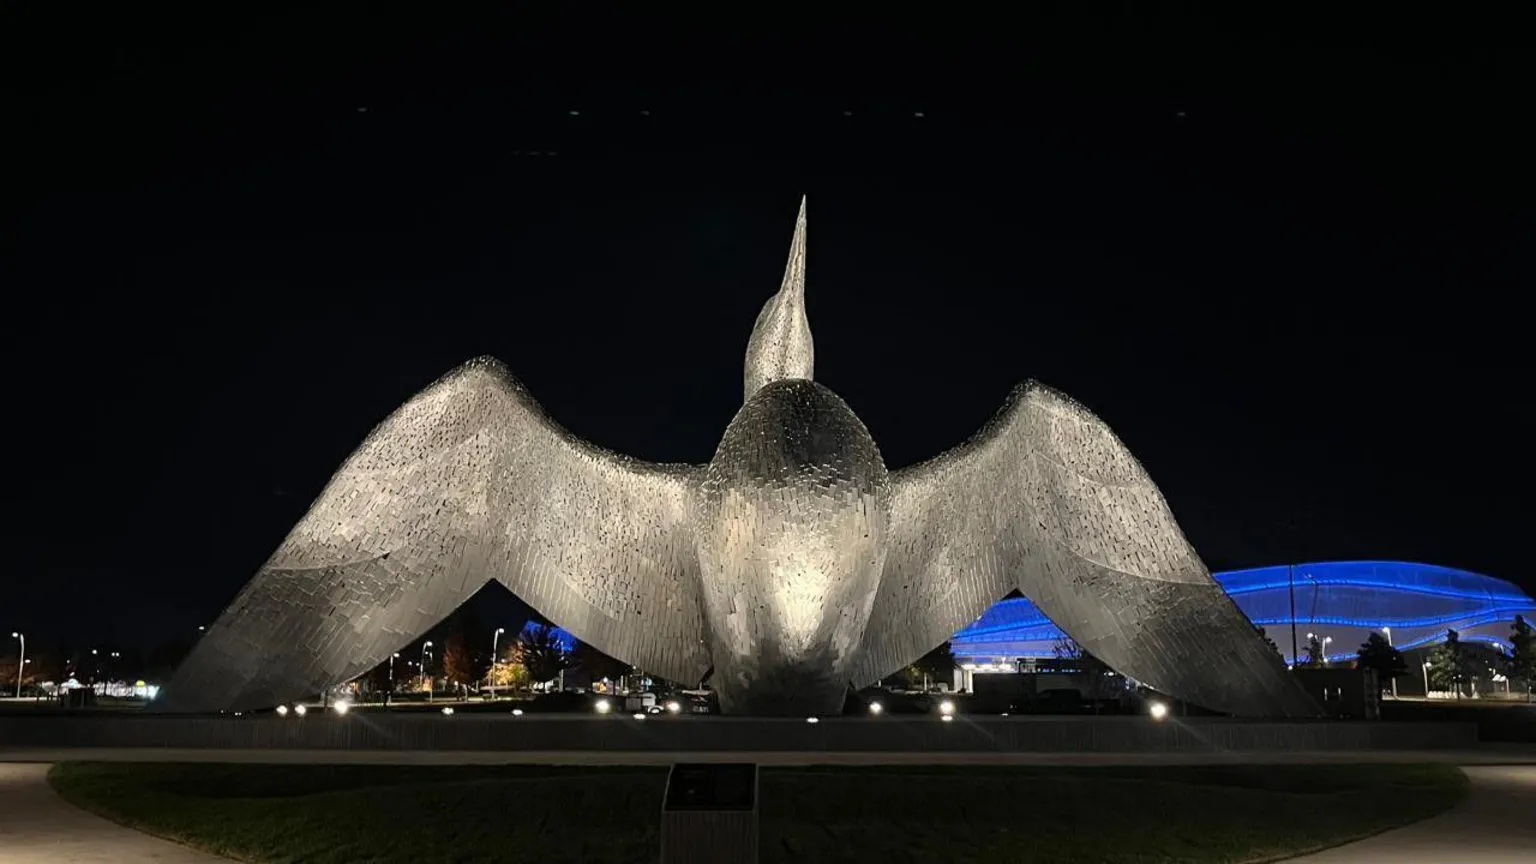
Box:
[743,196,813,401]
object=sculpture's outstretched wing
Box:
[853,381,1321,718]
[160,357,707,713]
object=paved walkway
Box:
[1289,764,1536,863]
[0,763,225,863]
[2,756,1533,862]
[1,746,1533,766]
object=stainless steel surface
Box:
[697,379,888,714]
[852,383,1321,718]
[164,199,1320,718]
[160,358,708,713]
[742,197,812,401]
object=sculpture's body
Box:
[698,379,889,713]
[164,200,1321,718]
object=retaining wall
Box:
[0,715,1479,752]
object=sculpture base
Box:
[711,659,851,717]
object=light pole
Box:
[490,627,506,697]
[1422,660,1431,697]
[420,641,433,702]
[9,632,22,698]
[388,653,400,705]
[1287,563,1299,667]
[1383,627,1398,699]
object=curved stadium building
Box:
[951,560,1536,668]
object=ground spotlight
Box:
[333,700,351,716]
[441,706,455,716]
[1149,701,1169,721]
[275,705,289,717]
[595,698,611,714]
[940,714,954,723]
[938,699,955,717]
[806,716,819,724]
[293,704,307,717]
[632,712,646,720]
[511,708,524,716]
[666,700,682,714]
[868,701,883,715]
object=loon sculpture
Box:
[163,199,1321,717]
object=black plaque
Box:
[661,763,759,864]
[664,763,757,811]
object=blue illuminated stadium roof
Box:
[950,561,1536,665]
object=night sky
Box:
[4,8,1532,655]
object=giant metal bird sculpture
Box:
[163,199,1320,718]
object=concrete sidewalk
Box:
[3,756,1533,862]
[1288,764,1536,863]
[0,763,226,863]
[2,745,1534,766]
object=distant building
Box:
[952,560,1535,668]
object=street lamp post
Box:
[1422,660,1431,697]
[9,633,22,698]
[1287,564,1299,667]
[421,641,433,702]
[388,652,400,705]
[490,627,506,697]
[1383,627,1398,699]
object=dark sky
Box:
[4,8,1532,654]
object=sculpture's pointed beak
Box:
[743,196,815,400]
[780,196,807,300]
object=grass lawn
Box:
[49,762,1467,863]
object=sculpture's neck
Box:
[744,198,813,401]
